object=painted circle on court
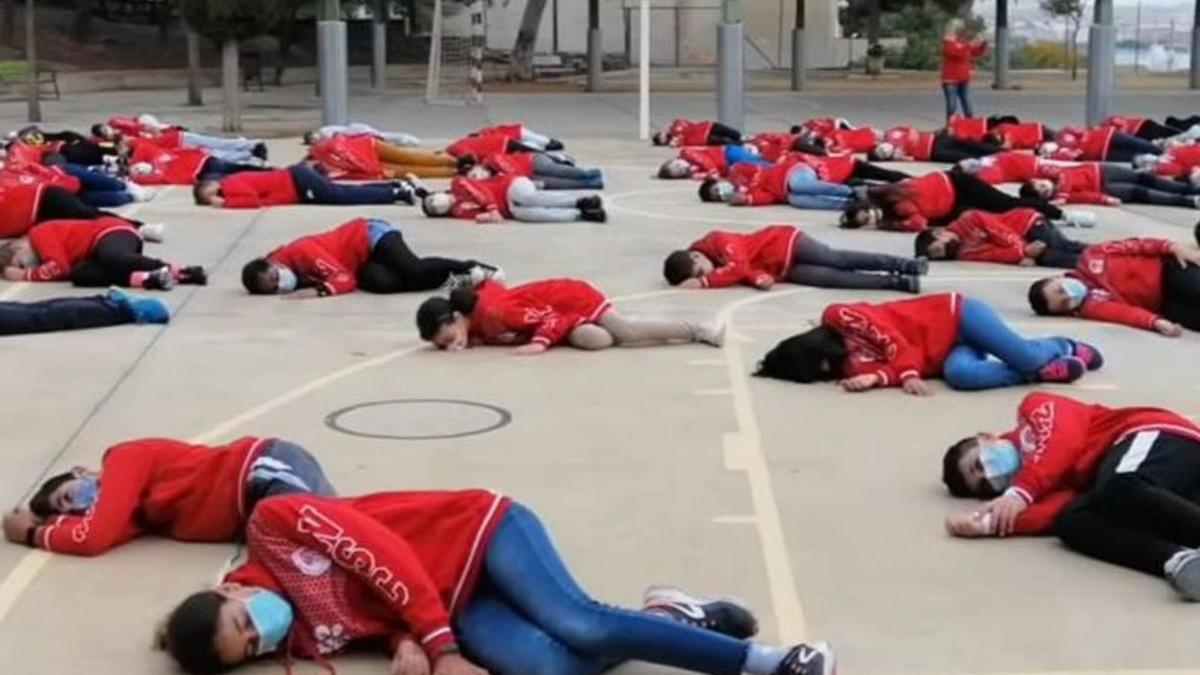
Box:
[324,399,512,440]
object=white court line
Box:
[0,286,688,626]
[0,283,26,301]
[693,388,732,396]
[712,515,757,525]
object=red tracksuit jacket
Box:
[793,154,857,184]
[108,116,181,138]
[666,119,715,147]
[1101,115,1147,135]
[941,38,986,82]
[6,141,62,165]
[972,151,1041,185]
[32,436,269,555]
[1004,392,1200,534]
[24,216,138,282]
[746,133,797,162]
[445,134,510,159]
[128,140,209,185]
[1,159,80,193]
[475,123,524,140]
[0,171,60,237]
[484,153,536,177]
[679,146,728,177]
[1041,163,1110,204]
[1049,126,1116,161]
[884,172,957,231]
[225,490,510,662]
[266,218,372,296]
[1153,145,1200,178]
[947,116,988,142]
[727,159,803,206]
[1068,238,1173,330]
[220,169,299,208]
[884,126,935,161]
[448,175,520,219]
[946,208,1042,264]
[309,134,384,180]
[822,293,962,386]
[823,127,879,153]
[801,118,842,136]
[468,278,611,347]
[992,122,1046,150]
[689,225,802,288]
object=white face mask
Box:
[275,266,298,294]
[1061,278,1089,309]
[714,182,735,201]
[980,439,1021,492]
[130,162,154,176]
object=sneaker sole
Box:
[1172,556,1200,601]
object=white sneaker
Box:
[1060,210,1096,228]
[468,264,504,286]
[126,182,156,202]
[1166,549,1200,601]
[1188,124,1200,141]
[1132,154,1159,170]
[692,322,726,348]
[138,222,166,242]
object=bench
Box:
[0,60,60,100]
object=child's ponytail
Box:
[448,285,479,315]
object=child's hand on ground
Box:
[3,266,24,281]
[432,653,488,675]
[1018,257,1036,267]
[678,278,703,289]
[729,192,750,206]
[3,509,39,545]
[511,343,548,356]
[1169,242,1200,268]
[390,638,430,675]
[753,274,774,290]
[1104,196,1122,206]
[475,211,504,224]
[901,376,933,396]
[1024,241,1047,259]
[981,493,1028,537]
[839,373,881,392]
[1153,318,1183,337]
[945,512,994,538]
[282,288,321,300]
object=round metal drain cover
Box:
[324,399,512,440]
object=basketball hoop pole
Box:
[318,0,349,124]
[638,0,650,140]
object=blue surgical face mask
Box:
[243,590,294,656]
[69,477,98,512]
[275,266,297,294]
[1061,278,1089,309]
[980,439,1021,492]
[714,182,734,201]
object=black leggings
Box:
[1054,432,1200,577]
[787,235,916,290]
[705,122,742,146]
[356,231,476,293]
[1134,119,1184,140]
[1166,115,1200,130]
[35,186,144,227]
[1027,220,1086,269]
[288,164,397,205]
[985,115,1021,128]
[1100,165,1197,207]
[69,230,167,287]
[947,171,1063,220]
[791,137,828,156]
[850,161,909,184]
[1161,262,1200,330]
[0,294,133,335]
[197,157,270,181]
[930,134,1001,162]
[1105,131,1163,162]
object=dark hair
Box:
[193,181,218,205]
[657,161,679,179]
[663,250,697,286]
[416,287,479,341]
[1027,278,1054,315]
[241,258,274,294]
[90,123,106,138]
[28,471,74,518]
[456,154,478,174]
[866,146,889,162]
[160,591,229,674]
[754,325,847,383]
[698,177,719,203]
[789,124,803,135]
[0,241,18,269]
[651,131,668,146]
[1018,181,1041,200]
[840,201,875,229]
[985,131,1003,146]
[421,193,449,218]
[942,436,979,498]
[301,131,316,145]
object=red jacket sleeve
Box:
[24,231,70,282]
[1077,297,1160,330]
[279,242,357,296]
[942,40,970,59]
[970,41,987,56]
[822,304,921,386]
[1008,393,1096,505]
[1091,238,1173,258]
[1012,489,1078,535]
[33,444,152,555]
[221,181,264,209]
[252,496,457,658]
[957,219,1025,264]
[886,201,928,232]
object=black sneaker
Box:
[140,266,175,291]
[575,195,603,211]
[252,142,268,161]
[580,207,607,223]
[773,642,836,675]
[177,266,208,286]
[894,274,920,294]
[1194,220,1200,248]
[545,138,565,151]
[642,586,758,639]
[904,258,930,276]
[392,182,415,205]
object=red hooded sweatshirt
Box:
[0,171,60,237]
[468,278,611,348]
[32,436,270,555]
[127,139,209,185]
[666,119,716,147]
[1101,115,1147,135]
[941,37,986,83]
[945,208,1043,264]
[884,172,957,231]
[1067,238,1174,330]
[678,146,728,177]
[1049,126,1117,161]
[824,127,879,153]
[992,122,1046,150]
[309,134,384,180]
[1040,163,1111,204]
[822,293,962,386]
[224,490,510,662]
[1153,144,1200,178]
[448,175,521,219]
[219,169,300,208]
[484,152,536,177]
[727,158,804,206]
[445,134,511,160]
[884,126,936,161]
[1003,392,1200,533]
[266,218,372,296]
[689,225,802,288]
[25,216,138,282]
[947,116,988,142]
[972,151,1041,185]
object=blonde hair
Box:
[945,18,965,37]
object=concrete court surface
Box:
[0,87,1199,675]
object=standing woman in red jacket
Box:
[940,19,987,120]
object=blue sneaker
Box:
[106,287,170,325]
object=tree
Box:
[1040,0,1086,79]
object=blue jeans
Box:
[942,82,973,118]
[456,503,749,675]
[785,165,852,210]
[63,164,134,208]
[0,295,131,336]
[181,132,257,162]
[366,218,394,249]
[724,145,771,167]
[943,297,1073,390]
[288,164,397,205]
[244,439,337,514]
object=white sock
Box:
[1165,548,1193,577]
[743,644,789,675]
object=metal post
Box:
[221,39,241,132]
[717,0,745,130]
[1190,0,1200,88]
[586,0,601,91]
[638,0,649,140]
[552,0,559,54]
[185,21,202,105]
[994,0,1010,89]
[791,0,806,90]
[24,0,38,122]
[372,0,387,89]
[318,19,349,124]
[674,6,681,67]
[1085,0,1115,125]
[1134,0,1142,72]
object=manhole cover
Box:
[324,399,512,440]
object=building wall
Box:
[483,0,849,69]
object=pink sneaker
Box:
[1037,356,1086,384]
[1069,340,1104,371]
